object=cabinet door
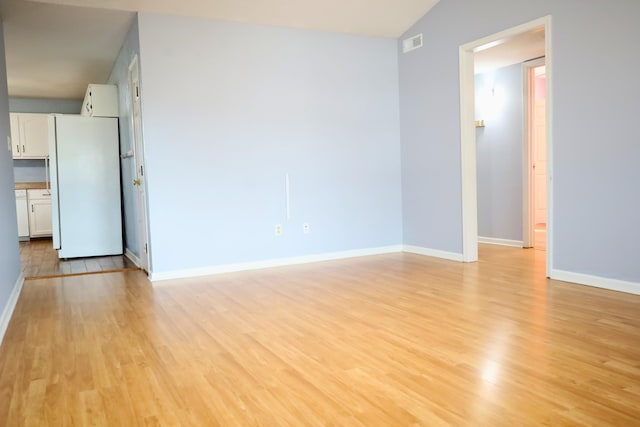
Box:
[10,113,21,157]
[29,198,52,237]
[81,84,118,117]
[20,114,49,158]
[15,194,30,237]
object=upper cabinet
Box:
[81,84,118,117]
[10,113,49,159]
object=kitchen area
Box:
[13,113,53,240]
[12,84,137,278]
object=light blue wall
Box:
[11,97,82,183]
[475,64,523,242]
[108,16,141,258]
[12,160,47,183]
[9,97,81,114]
[0,21,22,334]
[137,13,402,274]
[399,0,640,282]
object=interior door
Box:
[129,55,150,272]
[533,98,546,225]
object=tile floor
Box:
[19,238,138,279]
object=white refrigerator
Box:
[48,115,123,259]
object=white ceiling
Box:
[1,0,135,99]
[1,0,440,100]
[0,0,544,101]
[473,26,545,75]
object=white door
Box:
[129,55,150,272]
[533,99,546,225]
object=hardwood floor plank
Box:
[1,246,639,425]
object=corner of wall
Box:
[0,273,23,347]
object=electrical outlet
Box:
[303,223,310,234]
[275,224,283,236]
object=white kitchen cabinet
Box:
[10,114,20,158]
[15,190,30,240]
[27,189,52,237]
[10,113,50,159]
[81,84,118,117]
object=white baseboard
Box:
[478,236,523,248]
[0,273,25,347]
[402,245,464,262]
[551,269,640,295]
[125,248,141,268]
[150,245,404,283]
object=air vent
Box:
[403,33,423,53]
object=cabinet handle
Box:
[22,145,25,152]
[32,205,34,212]
[16,145,19,153]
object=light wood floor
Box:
[535,222,546,251]
[1,245,639,425]
[19,238,138,279]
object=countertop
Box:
[15,182,49,190]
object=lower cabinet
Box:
[27,189,52,238]
[15,190,29,239]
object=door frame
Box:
[458,15,553,276]
[128,54,151,272]
[522,57,546,248]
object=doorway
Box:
[459,16,553,276]
[524,60,547,251]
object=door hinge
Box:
[140,165,144,176]
[144,243,148,254]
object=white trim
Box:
[125,248,141,268]
[478,237,523,248]
[0,273,25,346]
[150,245,404,283]
[459,16,553,275]
[544,19,554,276]
[402,245,464,262]
[459,43,478,263]
[551,269,640,296]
